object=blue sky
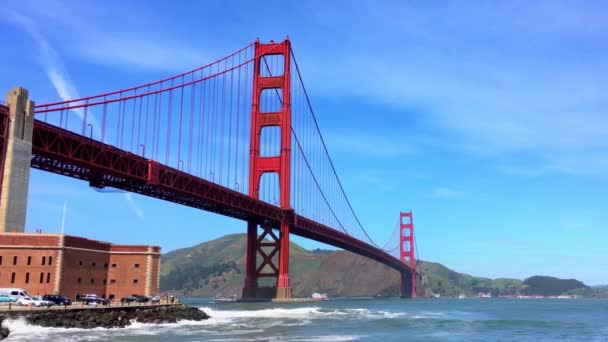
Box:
[1,1,607,285]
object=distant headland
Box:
[159,234,607,299]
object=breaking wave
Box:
[199,306,405,321]
[1,306,405,341]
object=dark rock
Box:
[0,316,10,340]
[21,305,208,329]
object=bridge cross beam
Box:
[255,225,279,277]
[243,38,293,300]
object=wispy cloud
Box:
[4,10,79,102]
[431,187,465,199]
[125,193,145,220]
[297,2,608,178]
[325,131,416,158]
[3,9,100,130]
[6,9,143,220]
[8,1,213,73]
[73,37,212,72]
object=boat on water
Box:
[213,294,238,302]
[311,293,329,301]
[458,293,466,299]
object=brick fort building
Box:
[0,232,161,301]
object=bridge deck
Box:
[30,120,410,274]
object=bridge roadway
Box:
[30,119,410,275]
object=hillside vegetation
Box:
[160,234,598,298]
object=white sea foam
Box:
[2,316,219,341]
[199,306,324,319]
[203,335,363,342]
[198,306,404,321]
[291,335,364,341]
[1,306,402,341]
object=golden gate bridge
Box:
[0,38,418,299]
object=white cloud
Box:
[7,1,213,73]
[9,1,607,180]
[73,37,212,72]
[4,10,77,99]
[125,193,145,220]
[296,3,608,178]
[325,131,416,158]
[3,10,99,129]
[6,9,143,220]
[431,187,465,199]
[45,68,78,103]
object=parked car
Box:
[120,295,139,304]
[15,296,48,306]
[131,294,150,303]
[81,294,110,306]
[0,288,30,301]
[43,294,72,306]
[32,296,54,307]
[147,296,160,304]
[0,295,15,303]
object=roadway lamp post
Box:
[140,144,146,158]
[87,123,93,139]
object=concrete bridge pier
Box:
[0,87,34,233]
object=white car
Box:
[32,296,54,306]
[16,296,38,306]
[16,296,52,307]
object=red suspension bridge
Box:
[0,38,417,299]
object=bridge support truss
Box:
[243,39,293,300]
[399,211,417,298]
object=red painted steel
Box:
[31,119,283,223]
[245,39,293,298]
[248,39,291,207]
[255,225,280,277]
[399,212,417,298]
[28,119,411,274]
[25,39,416,300]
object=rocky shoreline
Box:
[0,317,8,340]
[0,304,209,338]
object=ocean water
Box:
[2,297,608,341]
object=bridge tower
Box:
[399,211,417,298]
[243,39,293,300]
[0,87,35,233]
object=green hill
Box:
[159,234,594,298]
[522,276,588,296]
